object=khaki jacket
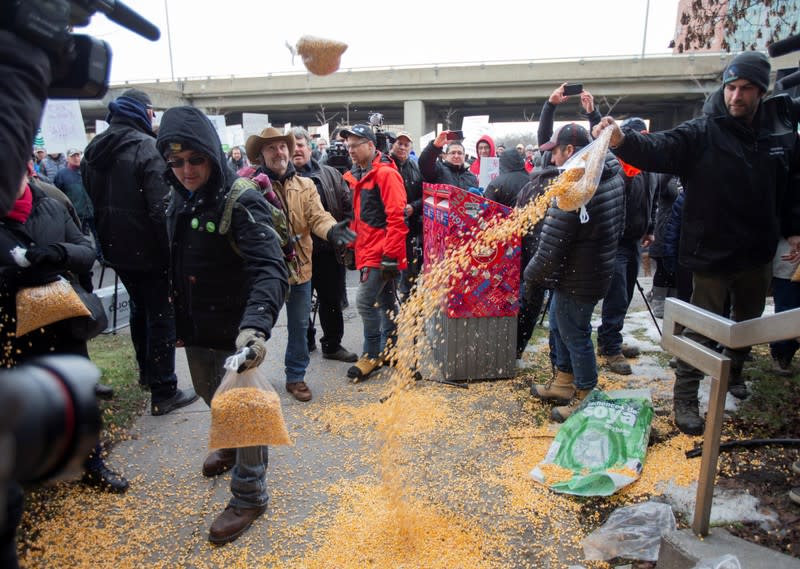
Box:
[271,174,337,284]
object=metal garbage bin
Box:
[422,183,520,381]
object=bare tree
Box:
[595,95,625,116]
[439,106,459,130]
[315,105,341,127]
[673,0,798,53]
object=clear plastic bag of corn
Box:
[209,353,292,449]
[551,126,613,219]
[15,276,91,336]
[294,35,348,76]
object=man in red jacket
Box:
[341,124,408,381]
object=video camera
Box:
[325,140,352,175]
[769,33,800,91]
[1,355,102,531]
[1,0,160,99]
[368,112,392,155]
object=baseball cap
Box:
[339,124,377,145]
[621,117,648,133]
[395,131,413,144]
[539,123,591,152]
[67,148,82,156]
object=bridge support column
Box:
[403,100,425,150]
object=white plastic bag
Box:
[582,501,676,561]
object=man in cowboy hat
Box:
[245,127,355,402]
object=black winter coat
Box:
[516,165,560,268]
[297,158,353,255]
[0,186,95,362]
[158,107,288,350]
[0,32,51,215]
[82,118,171,273]
[391,155,424,236]
[418,142,479,190]
[524,154,625,303]
[662,191,684,261]
[614,89,800,273]
[649,175,680,258]
[485,150,529,207]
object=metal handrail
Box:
[661,298,800,536]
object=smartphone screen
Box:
[446,130,464,140]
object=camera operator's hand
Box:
[580,91,595,114]
[235,328,267,371]
[25,244,66,266]
[327,220,356,247]
[549,83,568,105]
[380,256,400,281]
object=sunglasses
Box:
[167,155,207,168]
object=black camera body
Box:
[1,0,160,99]
[325,140,352,175]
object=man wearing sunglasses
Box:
[156,106,289,545]
[82,89,198,416]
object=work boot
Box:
[551,389,592,422]
[531,370,575,404]
[726,357,749,400]
[771,354,793,377]
[322,346,358,363]
[82,464,129,493]
[208,503,267,545]
[202,448,236,477]
[152,387,199,416]
[674,399,704,436]
[604,353,632,375]
[347,356,383,383]
[621,343,641,358]
[650,286,668,318]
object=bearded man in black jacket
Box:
[595,51,800,436]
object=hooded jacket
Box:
[614,89,800,273]
[343,151,408,270]
[418,141,479,190]
[469,134,497,177]
[524,154,625,303]
[157,106,288,349]
[0,184,96,359]
[82,114,171,273]
[484,149,529,207]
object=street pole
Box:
[641,0,651,58]
[164,0,175,81]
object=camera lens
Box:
[2,356,102,483]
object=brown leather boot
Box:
[531,370,575,404]
[208,503,267,545]
[551,389,592,423]
[202,448,236,477]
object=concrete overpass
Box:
[82,51,797,145]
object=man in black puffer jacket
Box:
[82,89,197,416]
[157,106,288,545]
[524,124,625,422]
[595,51,800,435]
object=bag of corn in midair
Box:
[530,389,654,496]
[551,126,613,223]
[209,351,291,449]
[288,35,348,76]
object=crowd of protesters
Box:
[3,49,800,555]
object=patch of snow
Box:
[660,481,778,528]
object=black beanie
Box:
[120,88,153,108]
[723,52,770,92]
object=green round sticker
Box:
[206,221,216,233]
[191,218,199,229]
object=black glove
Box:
[381,256,400,281]
[25,244,66,266]
[327,220,356,247]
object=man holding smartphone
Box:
[418,130,479,190]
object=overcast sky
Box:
[85,0,682,83]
